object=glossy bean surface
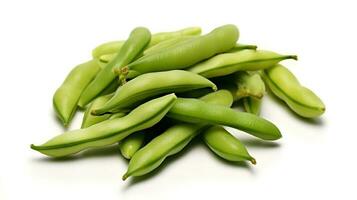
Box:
[93,70,216,115]
[31,94,177,157]
[262,64,325,118]
[53,60,101,126]
[78,27,151,107]
[202,126,256,163]
[168,98,281,140]
[122,90,233,180]
[188,49,297,78]
[118,25,239,78]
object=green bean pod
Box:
[122,90,233,180]
[81,94,113,128]
[92,27,201,59]
[188,49,297,78]
[234,72,266,100]
[243,97,263,115]
[53,60,101,126]
[78,27,151,107]
[229,43,257,52]
[117,25,239,78]
[119,132,146,159]
[143,36,196,56]
[30,94,177,157]
[202,126,256,163]
[92,70,217,115]
[167,98,281,140]
[262,64,325,118]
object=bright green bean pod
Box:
[117,25,239,78]
[92,27,201,59]
[229,43,257,52]
[262,64,325,118]
[143,36,196,56]
[31,94,177,157]
[78,27,151,107]
[92,70,217,115]
[119,132,146,159]
[202,126,256,164]
[188,49,297,78]
[81,94,113,128]
[234,72,266,100]
[53,60,101,126]
[167,98,281,140]
[243,97,263,115]
[122,90,233,180]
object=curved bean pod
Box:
[262,64,325,118]
[188,49,297,78]
[202,126,256,163]
[92,70,217,115]
[81,94,113,128]
[78,27,151,107]
[119,132,146,159]
[53,60,101,126]
[122,90,233,180]
[167,98,281,140]
[92,27,201,59]
[117,25,239,78]
[30,94,177,157]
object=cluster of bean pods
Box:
[31,25,325,181]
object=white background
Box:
[0,0,356,199]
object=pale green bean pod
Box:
[143,36,196,56]
[78,27,151,107]
[262,64,325,118]
[188,49,297,78]
[92,70,217,115]
[30,94,177,157]
[116,25,239,79]
[81,94,113,128]
[119,132,146,159]
[122,90,234,180]
[202,126,256,164]
[167,98,281,140]
[92,27,201,59]
[53,60,101,126]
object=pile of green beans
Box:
[31,24,325,181]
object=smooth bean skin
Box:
[92,27,201,59]
[235,72,266,100]
[202,126,256,163]
[167,98,281,140]
[188,49,297,78]
[92,70,217,115]
[262,64,325,118]
[119,132,146,159]
[81,94,113,128]
[53,60,101,126]
[243,97,262,115]
[30,94,177,157]
[118,25,239,77]
[78,27,151,107]
[143,36,196,56]
[229,43,257,52]
[122,90,233,180]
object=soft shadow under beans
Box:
[240,138,281,148]
[266,92,325,126]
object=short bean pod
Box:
[119,132,146,159]
[92,70,217,115]
[116,25,239,79]
[30,94,177,157]
[262,64,325,118]
[78,27,151,107]
[188,49,297,78]
[53,60,101,126]
[202,126,256,164]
